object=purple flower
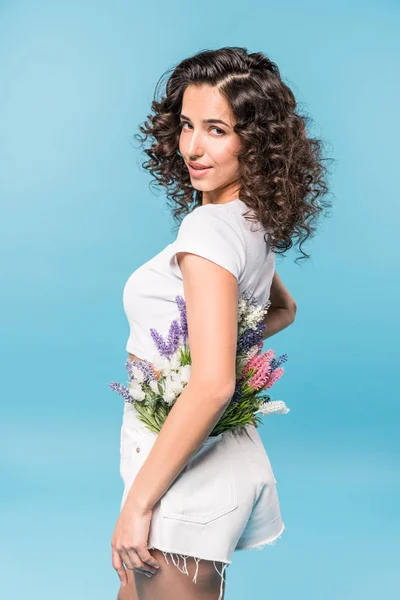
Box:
[231,379,243,403]
[108,381,131,400]
[175,295,188,342]
[270,353,288,370]
[241,290,259,308]
[125,358,157,383]
[166,319,182,356]
[126,359,134,379]
[149,295,189,359]
[149,327,170,358]
[237,322,265,354]
[150,318,183,359]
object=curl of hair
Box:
[133,46,335,263]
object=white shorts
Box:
[119,402,285,600]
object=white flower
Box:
[164,392,176,406]
[131,365,145,383]
[129,380,146,402]
[243,305,265,329]
[163,386,177,406]
[256,400,290,415]
[169,349,183,370]
[149,379,160,394]
[162,375,182,405]
[178,364,191,384]
[246,344,260,360]
[237,296,269,332]
[170,378,184,395]
[168,370,180,382]
[237,297,249,318]
[151,353,174,376]
[165,374,182,393]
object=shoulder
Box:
[180,203,246,241]
[174,203,247,282]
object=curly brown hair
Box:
[133,46,335,263]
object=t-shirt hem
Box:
[125,341,152,362]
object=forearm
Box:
[125,381,232,512]
[262,305,296,339]
[264,270,297,340]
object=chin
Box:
[191,182,211,191]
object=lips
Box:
[188,162,211,169]
[188,164,212,177]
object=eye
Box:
[179,122,225,136]
[211,126,225,136]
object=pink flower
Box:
[263,349,275,361]
[264,367,285,389]
[243,349,275,378]
[243,352,273,390]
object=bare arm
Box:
[125,252,238,512]
[262,270,297,340]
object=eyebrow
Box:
[179,113,231,128]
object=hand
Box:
[111,499,160,587]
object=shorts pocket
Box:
[119,410,151,482]
[160,436,238,525]
[120,421,141,461]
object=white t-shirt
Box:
[123,198,275,361]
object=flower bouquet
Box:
[108,292,290,437]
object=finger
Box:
[126,547,158,575]
[119,548,135,571]
[118,550,156,579]
[137,547,160,570]
[111,548,128,587]
[133,568,154,579]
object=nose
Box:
[187,128,204,158]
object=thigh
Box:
[116,566,138,600]
[133,549,227,600]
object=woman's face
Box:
[178,84,241,204]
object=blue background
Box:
[1,1,399,598]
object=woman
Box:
[112,47,331,600]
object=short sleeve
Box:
[171,204,246,281]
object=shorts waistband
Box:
[122,401,226,447]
